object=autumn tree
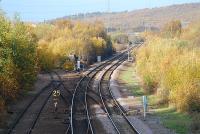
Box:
[36,20,113,70]
[162,20,182,38]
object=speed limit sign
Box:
[53,90,60,97]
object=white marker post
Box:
[77,60,80,70]
[97,56,101,62]
[143,96,148,120]
[127,42,132,62]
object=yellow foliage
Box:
[136,21,200,112]
[36,20,113,70]
[162,20,182,38]
[91,37,106,56]
[63,61,74,71]
[0,75,19,100]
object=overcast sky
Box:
[0,0,200,22]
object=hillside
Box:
[56,2,200,33]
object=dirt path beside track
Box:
[110,61,175,134]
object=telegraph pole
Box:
[107,0,110,33]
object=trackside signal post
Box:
[143,96,148,120]
[128,42,133,61]
[76,60,81,72]
[97,56,101,62]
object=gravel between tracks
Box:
[92,67,117,134]
[2,71,80,134]
[3,73,51,134]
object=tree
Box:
[162,20,182,38]
[11,21,38,90]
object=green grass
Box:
[148,95,159,106]
[155,107,192,134]
[118,64,144,96]
[118,62,192,134]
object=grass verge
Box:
[155,107,192,134]
[118,62,192,134]
[118,63,144,96]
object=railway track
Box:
[7,77,54,134]
[7,44,141,134]
[7,71,72,134]
[99,55,140,134]
[70,46,140,134]
[49,71,72,134]
[70,52,126,134]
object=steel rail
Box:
[98,55,127,134]
[108,58,141,134]
[51,71,72,134]
[84,55,128,134]
[7,75,53,134]
[27,72,64,134]
[70,51,129,134]
[27,86,56,134]
[100,46,141,134]
[70,46,137,134]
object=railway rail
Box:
[99,55,140,134]
[70,45,140,134]
[7,44,142,134]
[7,71,71,134]
[70,51,126,134]
[7,78,53,134]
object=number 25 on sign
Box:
[53,90,60,97]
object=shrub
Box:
[164,52,200,112]
[11,21,38,90]
[0,14,38,113]
[190,113,200,133]
[162,20,182,38]
[36,21,113,70]
[136,21,200,112]
[62,61,74,71]
[111,32,129,44]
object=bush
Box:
[111,32,129,44]
[36,20,113,70]
[191,112,200,133]
[11,21,38,90]
[62,61,74,71]
[156,86,169,105]
[0,14,38,120]
[162,20,182,38]
[164,52,200,112]
[136,20,200,112]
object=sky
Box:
[0,0,200,22]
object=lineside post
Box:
[142,96,148,120]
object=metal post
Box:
[97,56,101,62]
[77,60,80,71]
[107,0,110,33]
[143,96,147,120]
[127,42,132,61]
